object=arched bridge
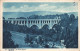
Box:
[4,17,61,29]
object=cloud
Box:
[3,3,78,12]
[53,5,78,13]
[3,6,20,12]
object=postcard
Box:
[0,0,80,51]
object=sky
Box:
[3,2,78,13]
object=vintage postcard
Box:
[0,0,80,51]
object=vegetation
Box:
[3,30,18,48]
[3,13,78,48]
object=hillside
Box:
[3,11,78,19]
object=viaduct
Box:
[4,16,61,29]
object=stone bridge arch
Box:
[41,24,49,29]
[30,25,39,29]
[27,19,54,29]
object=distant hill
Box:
[3,11,78,19]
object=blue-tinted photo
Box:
[3,2,78,48]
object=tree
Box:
[41,24,50,35]
[69,14,75,22]
[3,31,18,48]
[52,24,61,33]
[29,25,39,34]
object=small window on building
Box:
[14,21,16,24]
[9,21,11,23]
[17,21,18,24]
[49,20,50,23]
[41,21,42,23]
[45,21,46,23]
[43,21,44,23]
[33,21,35,23]
[22,21,24,24]
[47,21,48,23]
[31,21,32,24]
[38,21,39,23]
